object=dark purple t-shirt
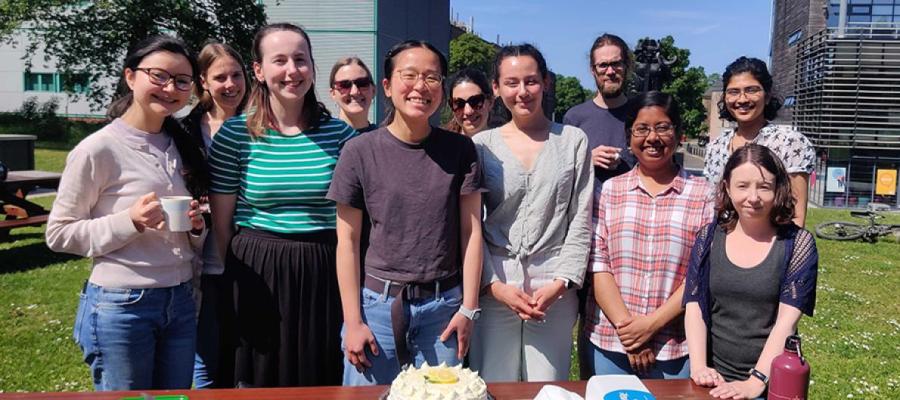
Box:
[563,99,636,183]
[326,127,482,283]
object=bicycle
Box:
[815,209,900,242]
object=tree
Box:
[12,0,266,111]
[656,36,709,138]
[707,72,722,89]
[449,32,497,76]
[553,74,590,122]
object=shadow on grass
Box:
[0,240,79,274]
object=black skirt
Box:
[222,227,343,387]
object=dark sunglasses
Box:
[333,78,372,93]
[450,94,487,112]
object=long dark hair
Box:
[195,41,249,115]
[715,143,795,230]
[492,43,549,83]
[107,35,209,198]
[246,23,331,137]
[381,40,448,125]
[718,56,782,122]
[443,68,492,133]
[624,90,682,142]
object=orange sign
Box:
[876,169,897,196]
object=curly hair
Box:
[717,56,782,122]
[715,143,795,230]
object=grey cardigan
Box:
[474,122,594,288]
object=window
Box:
[23,71,90,93]
[787,29,803,46]
[872,5,894,15]
[23,72,56,92]
[784,96,797,107]
[61,73,90,93]
[850,5,872,14]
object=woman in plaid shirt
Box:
[584,91,713,378]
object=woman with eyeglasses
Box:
[444,68,494,136]
[704,57,814,227]
[46,35,207,390]
[468,44,593,382]
[584,91,712,380]
[207,23,357,387]
[179,41,248,389]
[329,57,377,133]
[328,40,484,385]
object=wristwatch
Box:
[458,305,482,321]
[748,368,769,386]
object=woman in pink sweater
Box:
[46,35,207,391]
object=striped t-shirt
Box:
[208,115,357,233]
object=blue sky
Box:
[450,0,773,89]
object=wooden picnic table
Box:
[0,170,61,239]
[0,379,715,399]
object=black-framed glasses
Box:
[134,67,193,92]
[631,123,675,137]
[593,60,625,72]
[450,94,487,112]
[333,78,373,94]
[724,86,764,99]
[396,69,443,88]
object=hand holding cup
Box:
[129,192,164,232]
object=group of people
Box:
[44,22,818,400]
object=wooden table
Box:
[0,380,715,399]
[0,170,61,239]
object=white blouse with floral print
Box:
[703,123,816,190]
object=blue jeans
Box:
[73,281,197,391]
[342,285,462,385]
[193,274,221,388]
[589,342,690,379]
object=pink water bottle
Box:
[768,335,810,400]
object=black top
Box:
[708,228,785,382]
[327,127,483,283]
[563,99,636,183]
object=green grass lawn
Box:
[1,158,898,397]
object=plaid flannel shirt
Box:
[585,167,713,360]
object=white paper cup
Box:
[160,196,193,232]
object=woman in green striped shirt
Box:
[208,23,356,387]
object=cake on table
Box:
[387,362,489,400]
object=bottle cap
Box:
[785,335,801,353]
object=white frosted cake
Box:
[387,362,488,400]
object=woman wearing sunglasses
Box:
[445,68,494,136]
[46,35,207,390]
[329,57,377,133]
[468,44,593,382]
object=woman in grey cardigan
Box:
[469,44,593,382]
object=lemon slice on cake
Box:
[424,367,460,384]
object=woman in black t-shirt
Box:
[328,40,484,385]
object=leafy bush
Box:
[0,97,104,145]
